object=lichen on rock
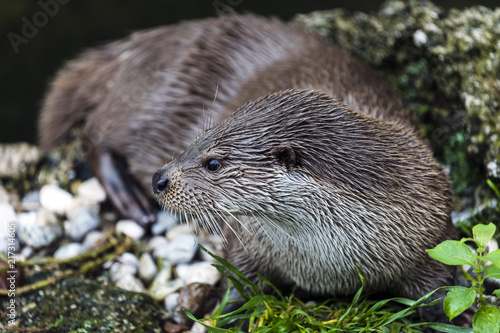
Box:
[1,275,166,332]
[293,0,500,197]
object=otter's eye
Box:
[205,158,222,172]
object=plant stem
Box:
[476,251,485,306]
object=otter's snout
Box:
[152,170,172,194]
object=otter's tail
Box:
[39,46,115,152]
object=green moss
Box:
[0,275,166,332]
[293,0,500,197]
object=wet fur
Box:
[40,14,461,324]
[155,89,456,300]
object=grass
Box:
[187,246,472,333]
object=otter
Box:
[40,14,462,324]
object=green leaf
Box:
[485,264,500,279]
[472,223,496,248]
[473,305,500,333]
[493,289,500,298]
[482,249,500,267]
[427,240,477,266]
[443,288,476,321]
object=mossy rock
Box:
[293,0,500,198]
[1,275,166,332]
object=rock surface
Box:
[139,252,158,283]
[17,210,62,248]
[0,275,166,332]
[39,184,74,215]
[54,242,85,259]
[65,206,100,241]
[115,220,146,240]
[155,234,198,265]
[293,1,500,196]
[77,177,107,203]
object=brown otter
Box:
[153,89,462,325]
[39,14,418,225]
[40,14,461,324]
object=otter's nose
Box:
[152,171,172,194]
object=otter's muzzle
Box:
[152,170,172,194]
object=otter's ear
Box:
[272,145,297,170]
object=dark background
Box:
[1,0,497,144]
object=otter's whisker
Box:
[209,204,248,251]
[250,213,284,248]
[213,202,251,235]
[208,84,219,130]
[205,207,228,246]
[195,196,226,240]
[202,205,230,250]
[255,211,294,241]
[252,211,301,249]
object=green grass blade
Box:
[487,179,500,200]
[413,322,473,333]
[335,269,365,329]
[199,244,259,295]
[255,272,285,301]
[184,310,235,332]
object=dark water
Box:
[1,0,497,143]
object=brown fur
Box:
[40,14,460,324]
[154,88,456,301]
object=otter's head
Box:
[152,89,439,234]
[152,90,339,220]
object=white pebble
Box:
[177,262,220,286]
[82,231,106,250]
[20,246,33,258]
[155,234,198,265]
[109,262,138,283]
[66,207,100,241]
[0,202,17,224]
[149,279,184,301]
[54,243,85,259]
[152,211,177,235]
[487,161,499,178]
[148,264,174,301]
[115,275,146,293]
[139,253,158,283]
[17,210,62,248]
[77,177,107,203]
[39,184,74,215]
[166,224,192,240]
[413,29,428,47]
[190,322,208,333]
[148,236,169,252]
[116,220,145,240]
[21,191,40,211]
[165,292,180,313]
[118,252,139,268]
